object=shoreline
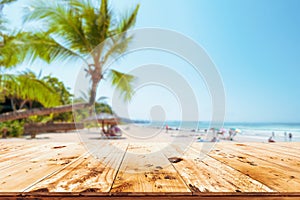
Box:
[1,124,297,143]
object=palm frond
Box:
[0,73,15,102]
[0,34,28,68]
[0,0,18,4]
[24,31,81,64]
[16,75,61,107]
[97,96,108,102]
[116,4,140,33]
[1,73,61,108]
[108,69,135,101]
[102,34,133,65]
[25,32,80,63]
[23,0,91,53]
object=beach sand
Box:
[2,124,270,144]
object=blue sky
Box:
[3,0,300,122]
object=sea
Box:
[134,120,300,142]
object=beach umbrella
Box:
[235,129,241,133]
[220,128,227,133]
[84,113,119,133]
[84,113,116,120]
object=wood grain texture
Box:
[244,143,300,158]
[208,143,300,192]
[111,143,190,193]
[220,143,300,172]
[0,192,300,199]
[25,142,128,193]
[274,142,300,150]
[0,141,299,194]
[0,141,41,155]
[0,142,85,192]
[163,143,273,192]
[0,143,63,170]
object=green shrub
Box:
[0,120,24,138]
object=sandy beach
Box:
[2,124,275,144]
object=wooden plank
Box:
[206,144,300,192]
[0,141,41,155]
[220,143,300,172]
[0,143,60,170]
[274,142,300,150]
[240,143,300,159]
[111,143,191,193]
[162,143,273,192]
[25,141,128,193]
[265,142,300,151]
[1,141,299,194]
[0,142,85,192]
[0,192,300,199]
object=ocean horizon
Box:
[130,120,300,142]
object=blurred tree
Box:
[0,0,139,122]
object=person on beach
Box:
[166,124,168,133]
[268,136,275,143]
[289,133,293,141]
[211,137,218,142]
[284,132,287,141]
[228,128,236,141]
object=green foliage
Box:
[0,0,140,126]
[0,73,61,108]
[73,97,113,125]
[27,114,50,123]
[0,0,17,4]
[95,102,112,114]
[109,69,135,101]
[42,75,73,105]
[22,0,139,103]
[0,70,74,122]
[0,120,24,137]
[1,0,26,68]
[0,33,28,68]
[81,102,113,128]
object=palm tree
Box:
[0,0,139,122]
[1,0,26,67]
[0,71,61,111]
[23,0,138,104]
[0,0,72,122]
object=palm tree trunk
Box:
[89,80,99,105]
[0,103,90,122]
[10,98,16,111]
[19,100,28,110]
[89,58,102,105]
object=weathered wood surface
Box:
[0,141,299,196]
[163,143,273,192]
[0,142,85,192]
[207,143,300,192]
[26,142,128,193]
[0,192,300,200]
[111,143,190,193]
[0,192,299,200]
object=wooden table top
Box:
[0,140,299,199]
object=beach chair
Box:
[100,126,122,139]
